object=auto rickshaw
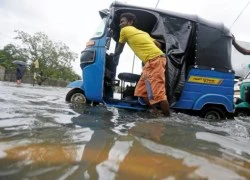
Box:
[66,1,235,120]
[234,64,250,116]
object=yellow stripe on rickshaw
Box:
[188,76,223,85]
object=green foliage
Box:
[0,30,80,81]
[0,44,26,70]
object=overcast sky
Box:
[0,0,250,75]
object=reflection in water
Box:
[116,139,196,179]
[136,138,245,180]
[96,141,133,179]
[128,122,166,141]
[196,132,250,157]
[0,82,250,179]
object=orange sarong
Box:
[134,56,167,105]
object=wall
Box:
[0,65,5,81]
[3,70,69,87]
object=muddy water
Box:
[0,81,250,179]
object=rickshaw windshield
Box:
[92,17,107,38]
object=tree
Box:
[0,44,26,70]
[14,30,79,81]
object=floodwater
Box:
[0,81,250,180]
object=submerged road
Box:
[0,81,250,179]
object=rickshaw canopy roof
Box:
[108,1,233,72]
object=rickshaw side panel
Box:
[193,94,233,112]
[172,68,234,112]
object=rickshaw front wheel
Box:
[201,106,225,120]
[66,88,90,104]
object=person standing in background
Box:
[16,64,25,85]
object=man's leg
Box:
[159,100,170,116]
[142,97,149,105]
[144,57,170,116]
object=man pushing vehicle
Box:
[113,13,170,116]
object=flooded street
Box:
[0,81,250,179]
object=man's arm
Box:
[232,35,250,55]
[113,43,125,65]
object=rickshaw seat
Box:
[118,73,140,83]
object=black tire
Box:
[66,89,90,104]
[235,109,248,117]
[201,107,226,120]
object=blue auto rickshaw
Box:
[66,2,235,120]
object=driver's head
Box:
[119,13,137,28]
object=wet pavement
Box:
[0,81,250,179]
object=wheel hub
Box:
[205,111,220,120]
[71,93,86,103]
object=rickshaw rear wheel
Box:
[66,88,90,104]
[201,106,225,120]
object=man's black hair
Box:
[120,13,137,25]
